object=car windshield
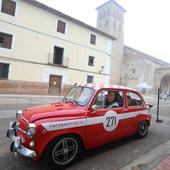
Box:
[64,86,94,106]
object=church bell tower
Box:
[96,0,126,84]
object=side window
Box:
[93,90,124,108]
[93,90,106,108]
[126,92,143,107]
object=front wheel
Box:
[44,135,82,169]
[136,121,148,138]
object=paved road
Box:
[0,99,170,170]
[0,95,62,110]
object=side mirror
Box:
[145,104,154,112]
[92,105,98,114]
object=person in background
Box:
[127,95,132,106]
[165,90,170,101]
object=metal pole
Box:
[156,87,163,123]
[156,88,160,121]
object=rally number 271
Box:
[106,116,116,127]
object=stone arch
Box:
[160,74,170,93]
[155,68,170,93]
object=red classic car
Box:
[7,83,152,169]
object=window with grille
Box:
[87,75,94,83]
[90,34,96,45]
[1,0,16,16]
[57,20,66,34]
[0,63,9,79]
[0,32,13,49]
[88,56,95,66]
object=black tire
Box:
[136,121,148,138]
[44,135,82,170]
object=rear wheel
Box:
[136,121,148,138]
[44,135,82,169]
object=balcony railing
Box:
[48,53,69,67]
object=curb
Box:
[120,140,170,170]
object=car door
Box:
[85,89,126,148]
[123,90,146,134]
[111,90,135,138]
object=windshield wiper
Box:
[63,96,68,102]
[69,99,79,105]
[63,97,79,105]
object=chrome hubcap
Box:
[52,138,78,165]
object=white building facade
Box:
[0,0,115,94]
[0,0,170,95]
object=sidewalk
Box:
[0,109,16,118]
[120,140,170,170]
[0,93,63,98]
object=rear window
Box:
[126,91,143,107]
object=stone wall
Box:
[0,80,48,95]
[0,80,74,96]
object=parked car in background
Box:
[7,83,152,169]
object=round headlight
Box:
[29,140,35,148]
[26,123,36,137]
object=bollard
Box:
[156,88,163,123]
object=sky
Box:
[38,0,170,64]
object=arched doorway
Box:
[154,68,170,94]
[160,74,170,94]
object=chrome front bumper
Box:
[7,121,36,158]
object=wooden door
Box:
[49,75,62,95]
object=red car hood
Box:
[22,102,84,122]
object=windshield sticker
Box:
[42,119,86,131]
